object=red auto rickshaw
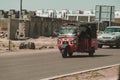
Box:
[57,22,98,58]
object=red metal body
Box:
[57,37,78,52]
[57,37,98,53]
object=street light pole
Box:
[20,0,22,19]
[18,0,22,39]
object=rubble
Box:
[0,37,57,52]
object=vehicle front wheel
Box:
[116,45,119,48]
[89,48,95,57]
[109,45,113,48]
[61,49,67,58]
[68,52,73,57]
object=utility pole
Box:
[109,6,112,26]
[18,0,23,39]
[20,0,22,19]
[97,5,101,32]
[8,15,11,51]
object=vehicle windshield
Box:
[59,27,78,36]
[104,28,120,33]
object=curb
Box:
[41,64,120,80]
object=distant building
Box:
[0,10,8,18]
[36,9,44,16]
[35,9,120,22]
[60,9,70,20]
[36,9,57,18]
[83,10,95,14]
[56,10,62,19]
[66,10,95,22]
[56,9,70,19]
[67,13,95,22]
[47,9,57,18]
[75,10,84,14]
[0,9,120,23]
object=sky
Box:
[0,0,120,11]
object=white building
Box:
[56,9,70,19]
[61,9,70,20]
[36,9,57,18]
[36,9,44,16]
[36,9,70,19]
[83,10,95,14]
[56,10,62,19]
[35,9,120,22]
[47,9,57,18]
[67,13,95,22]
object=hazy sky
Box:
[0,0,120,11]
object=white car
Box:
[97,26,120,48]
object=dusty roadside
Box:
[0,37,57,53]
[42,64,120,80]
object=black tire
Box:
[68,52,73,57]
[28,42,35,49]
[116,45,119,48]
[109,45,113,48]
[61,49,67,58]
[31,42,35,49]
[19,42,25,49]
[98,44,102,48]
[89,48,95,57]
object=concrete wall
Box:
[10,19,19,39]
[1,16,120,40]
[29,16,77,38]
[9,16,76,39]
[29,17,62,38]
[0,19,8,31]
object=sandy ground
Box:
[0,37,57,53]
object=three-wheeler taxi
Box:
[57,23,98,58]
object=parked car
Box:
[97,26,120,48]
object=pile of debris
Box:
[0,36,57,51]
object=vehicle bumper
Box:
[98,40,120,46]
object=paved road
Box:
[0,47,120,80]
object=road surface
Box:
[0,47,120,80]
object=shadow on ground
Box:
[65,54,111,58]
[100,46,120,49]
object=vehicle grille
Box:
[62,41,68,44]
[103,37,111,39]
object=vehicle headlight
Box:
[70,39,77,44]
[97,36,102,40]
[111,36,116,40]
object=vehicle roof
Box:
[107,26,120,28]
